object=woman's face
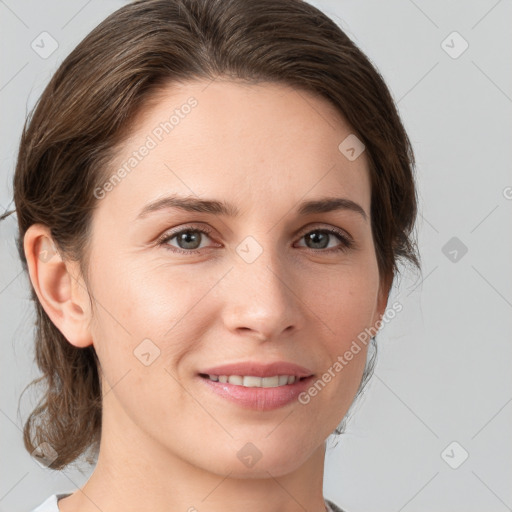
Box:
[82,79,388,477]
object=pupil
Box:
[307,231,328,249]
[179,231,200,249]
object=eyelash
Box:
[155,224,354,256]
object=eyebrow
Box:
[135,195,367,222]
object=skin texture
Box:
[24,80,389,512]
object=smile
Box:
[199,374,307,388]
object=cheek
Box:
[306,263,380,340]
[307,269,379,402]
[91,257,200,336]
[88,262,213,382]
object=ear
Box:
[23,223,93,348]
[372,273,393,332]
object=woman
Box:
[6,0,420,510]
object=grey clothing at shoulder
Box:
[325,497,347,512]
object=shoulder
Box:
[29,493,73,512]
[325,497,348,512]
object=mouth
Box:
[198,373,313,388]
[197,372,315,410]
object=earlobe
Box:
[23,223,93,349]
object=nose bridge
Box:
[222,231,301,339]
[237,232,290,304]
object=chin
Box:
[204,436,317,479]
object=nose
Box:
[220,240,305,342]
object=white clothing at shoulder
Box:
[29,492,72,512]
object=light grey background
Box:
[1,1,511,511]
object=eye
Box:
[156,224,354,255]
[156,225,217,255]
[295,227,354,253]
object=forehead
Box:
[97,79,371,224]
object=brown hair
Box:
[4,0,421,470]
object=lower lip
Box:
[198,375,315,411]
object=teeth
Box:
[279,375,289,386]
[228,375,243,386]
[205,374,300,388]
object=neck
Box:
[58,394,328,512]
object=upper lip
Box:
[198,361,314,378]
